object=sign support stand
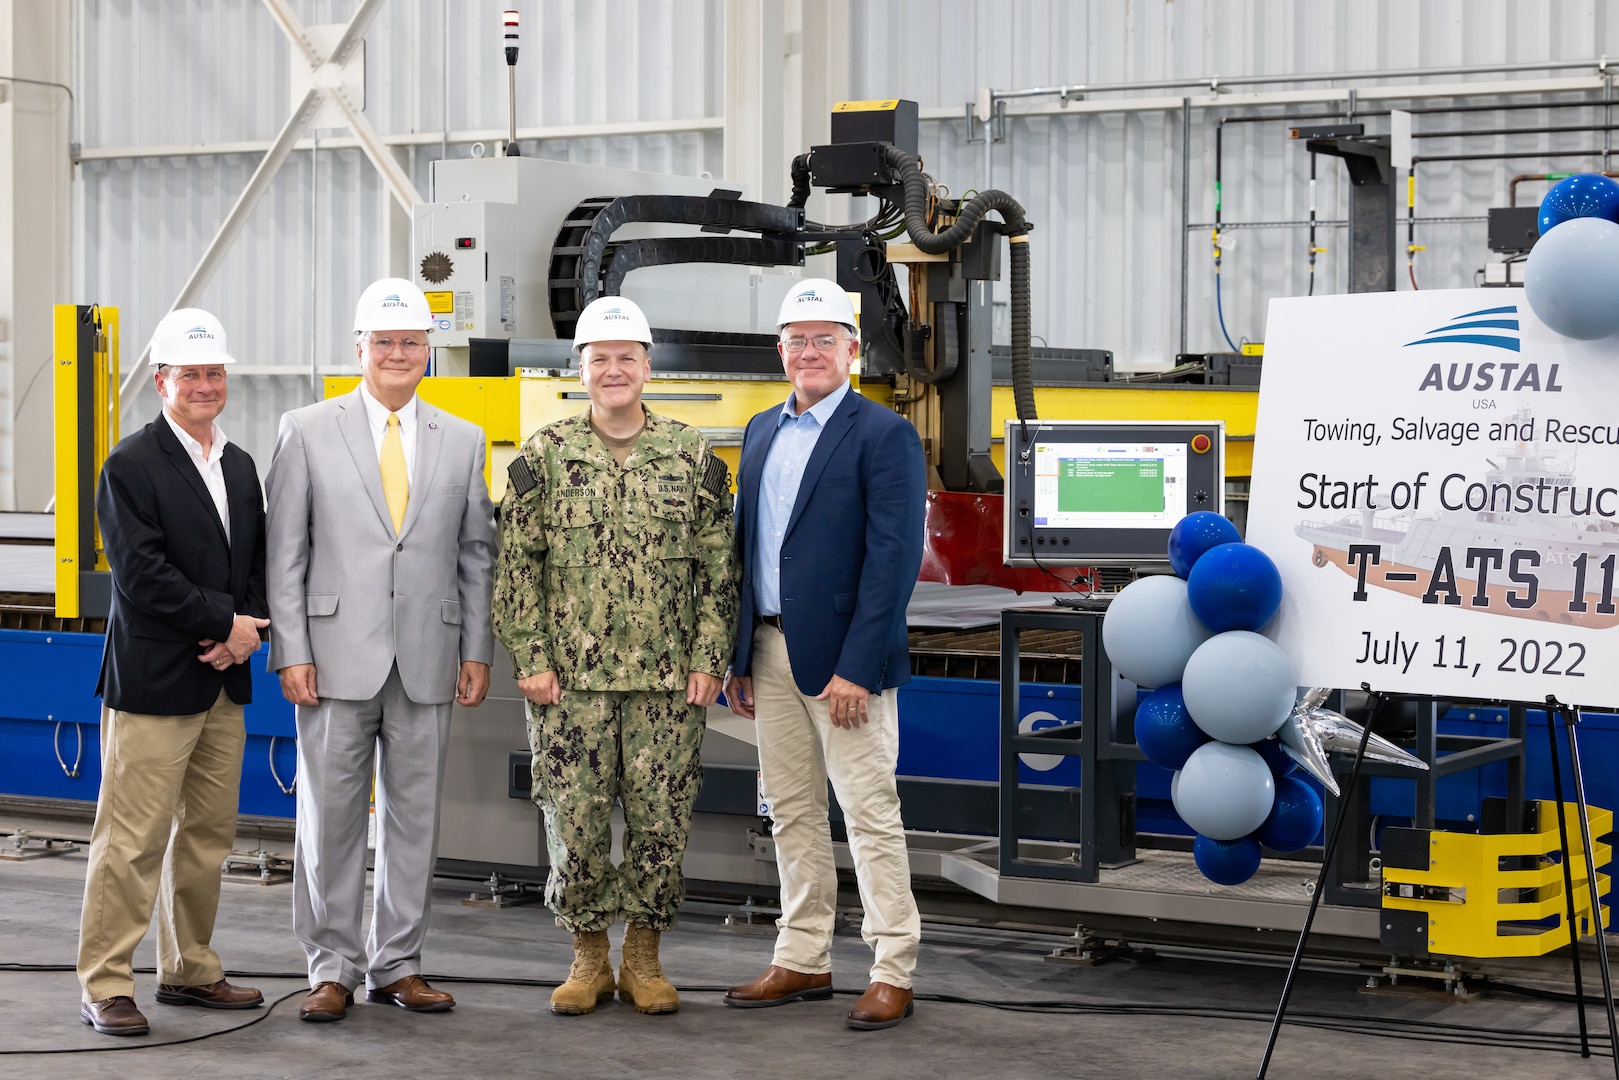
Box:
[1257,684,1388,1080]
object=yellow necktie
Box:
[381,413,409,533]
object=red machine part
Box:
[919,490,1095,592]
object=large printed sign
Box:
[1247,289,1619,704]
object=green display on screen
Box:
[1056,458,1165,513]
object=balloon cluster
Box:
[1524,173,1619,340]
[1102,513,1324,886]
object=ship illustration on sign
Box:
[1296,411,1619,628]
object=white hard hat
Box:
[572,295,652,356]
[147,308,235,366]
[777,277,857,332]
[353,277,433,333]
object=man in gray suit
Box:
[266,278,496,1023]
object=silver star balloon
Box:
[1275,688,1429,796]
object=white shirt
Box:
[162,410,231,543]
[358,384,418,484]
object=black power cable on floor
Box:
[0,962,1610,1059]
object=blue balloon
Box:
[1524,217,1619,340]
[1168,512,1242,579]
[1181,630,1297,744]
[1251,735,1298,777]
[1537,173,1619,234]
[1186,543,1283,633]
[1172,741,1275,840]
[1101,574,1213,689]
[1194,834,1263,886]
[1255,774,1324,853]
[1133,684,1210,772]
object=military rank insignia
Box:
[507,455,539,497]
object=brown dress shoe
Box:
[80,996,149,1036]
[299,981,354,1023]
[847,981,914,1030]
[367,974,455,1012]
[723,965,833,1009]
[155,978,264,1010]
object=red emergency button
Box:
[1191,433,1211,454]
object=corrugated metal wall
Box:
[77,0,1619,467]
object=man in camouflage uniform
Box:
[492,295,737,1016]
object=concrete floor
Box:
[1,849,1614,1080]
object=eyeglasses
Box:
[780,334,850,354]
[368,336,428,355]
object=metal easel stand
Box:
[1547,695,1619,1080]
[1258,683,1388,1080]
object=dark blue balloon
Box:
[1168,511,1243,579]
[1538,173,1619,235]
[1251,735,1298,777]
[1193,833,1263,886]
[1255,775,1324,853]
[1186,542,1283,632]
[1133,684,1210,772]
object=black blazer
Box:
[95,414,268,715]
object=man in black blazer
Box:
[723,280,927,1030]
[76,309,269,1036]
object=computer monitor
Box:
[1002,419,1225,566]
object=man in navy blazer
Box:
[723,279,926,1030]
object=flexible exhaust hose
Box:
[882,146,1036,420]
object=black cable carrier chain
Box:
[548,195,806,341]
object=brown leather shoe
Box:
[155,978,264,1010]
[723,965,833,1009]
[846,981,914,1030]
[298,982,353,1023]
[366,974,455,1012]
[80,996,149,1036]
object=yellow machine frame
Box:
[1382,799,1613,958]
[53,304,119,619]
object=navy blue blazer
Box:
[732,386,926,695]
[96,415,268,715]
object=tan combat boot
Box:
[550,930,615,1015]
[618,923,679,1014]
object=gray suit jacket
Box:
[265,388,496,704]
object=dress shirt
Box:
[162,410,231,543]
[754,379,852,616]
[359,383,418,484]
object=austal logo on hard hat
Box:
[381,294,408,307]
[185,326,215,339]
[797,291,820,302]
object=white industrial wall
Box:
[75,0,1619,469]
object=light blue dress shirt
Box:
[754,379,853,616]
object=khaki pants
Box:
[751,624,920,988]
[77,690,245,1002]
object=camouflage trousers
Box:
[527,690,704,933]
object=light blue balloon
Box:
[1524,216,1619,340]
[1181,630,1297,744]
[1102,575,1214,689]
[1172,742,1275,841]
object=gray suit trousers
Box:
[292,663,452,990]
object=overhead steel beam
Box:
[119,0,405,407]
[262,0,421,213]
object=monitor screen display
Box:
[1004,420,1224,567]
[1032,442,1189,530]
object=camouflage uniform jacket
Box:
[492,409,739,691]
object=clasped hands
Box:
[517,670,725,708]
[197,614,270,671]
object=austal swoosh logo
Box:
[1404,305,1520,353]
